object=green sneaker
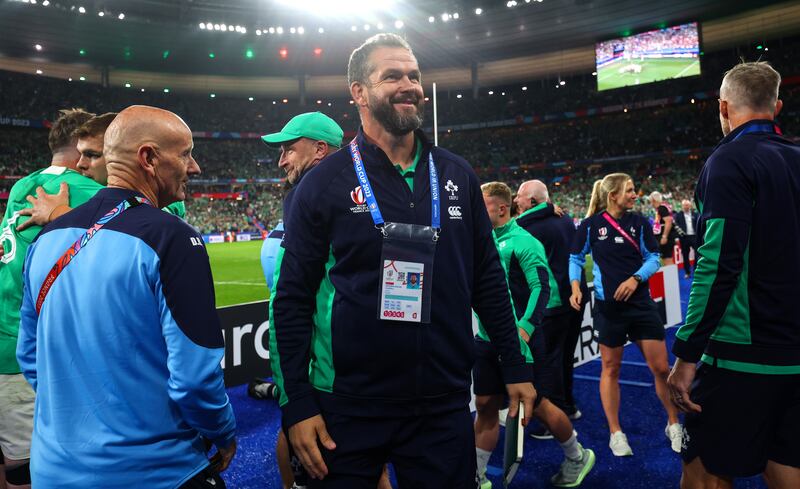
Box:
[478,470,492,489]
[550,445,596,487]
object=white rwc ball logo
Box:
[350,186,366,206]
[599,227,607,236]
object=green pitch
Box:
[597,57,700,91]
[207,241,269,307]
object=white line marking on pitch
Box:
[674,60,699,78]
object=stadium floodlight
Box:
[206,22,213,29]
[276,27,284,34]
[316,100,322,104]
[98,11,104,17]
[394,20,403,29]
[78,6,86,13]
[475,7,482,15]
[68,77,72,81]
[428,16,434,23]
[297,26,304,34]
[248,97,254,101]
[282,98,288,103]
[200,22,206,29]
[35,69,42,74]
[376,22,383,30]
[522,86,528,90]
[363,24,370,31]
[79,76,86,80]
[290,27,296,34]
[35,44,42,51]
[453,13,459,19]
[591,71,597,76]
[351,25,357,31]
[274,0,395,18]
[441,13,449,22]
[318,27,324,33]
[456,94,462,99]
[256,29,262,35]
[118,13,124,19]
[125,82,131,88]
[228,25,235,32]
[272,101,277,104]
[140,88,145,92]
[691,98,695,104]
[269,27,276,34]
[488,90,494,95]
[210,93,216,98]
[164,88,170,93]
[559,80,566,85]
[43,0,50,5]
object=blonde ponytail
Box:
[585,173,632,218]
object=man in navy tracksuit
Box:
[270,33,535,488]
[515,180,588,421]
[669,62,800,488]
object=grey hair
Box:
[649,191,663,203]
[720,61,781,113]
[347,33,414,86]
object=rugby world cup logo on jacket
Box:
[598,227,608,240]
[349,186,370,214]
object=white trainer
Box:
[665,423,683,454]
[609,431,633,456]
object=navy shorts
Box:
[472,339,542,407]
[593,300,664,348]
[308,408,478,489]
[682,363,800,477]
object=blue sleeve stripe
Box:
[635,225,661,280]
[569,226,590,282]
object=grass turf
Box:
[597,57,700,91]
[207,241,269,307]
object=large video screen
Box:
[596,22,701,91]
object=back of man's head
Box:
[48,108,94,156]
[73,112,118,140]
[649,191,663,204]
[347,33,413,86]
[720,61,781,114]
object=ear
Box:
[719,99,729,120]
[137,145,158,178]
[315,141,328,158]
[774,99,783,118]
[350,81,367,108]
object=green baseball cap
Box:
[261,112,344,148]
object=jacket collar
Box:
[352,127,432,169]
[714,119,781,151]
[517,201,553,221]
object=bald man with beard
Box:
[16,106,236,489]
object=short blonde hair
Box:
[481,181,512,205]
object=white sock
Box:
[476,447,492,475]
[560,432,582,461]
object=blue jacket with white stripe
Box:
[17,187,235,488]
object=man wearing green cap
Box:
[260,111,350,489]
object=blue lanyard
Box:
[732,123,779,141]
[349,141,441,231]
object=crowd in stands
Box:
[2,35,800,232]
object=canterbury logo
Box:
[350,186,366,206]
[448,206,462,218]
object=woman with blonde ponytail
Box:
[568,173,681,458]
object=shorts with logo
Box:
[682,362,800,477]
[473,339,542,407]
[0,374,35,460]
[593,300,664,348]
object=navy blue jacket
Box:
[673,210,699,236]
[270,128,529,427]
[516,202,587,315]
[674,120,800,372]
[569,211,661,306]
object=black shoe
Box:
[247,378,277,400]
[529,425,554,440]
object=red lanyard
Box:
[601,211,640,253]
[35,196,152,314]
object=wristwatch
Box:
[633,274,643,283]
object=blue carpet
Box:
[219,273,768,488]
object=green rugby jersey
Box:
[0,166,104,374]
[163,200,186,219]
[476,220,559,361]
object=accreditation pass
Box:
[380,260,424,322]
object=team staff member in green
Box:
[474,182,594,489]
[669,62,800,488]
[0,108,101,489]
[15,112,185,228]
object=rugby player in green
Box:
[473,182,595,488]
[16,112,185,228]
[0,108,101,488]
